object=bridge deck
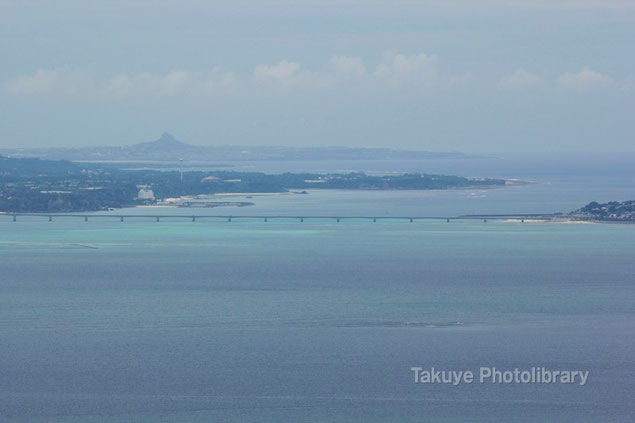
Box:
[2,213,560,221]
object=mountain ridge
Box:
[0,133,475,162]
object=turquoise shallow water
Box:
[1,216,634,422]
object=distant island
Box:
[0,132,478,162]
[569,200,635,222]
[0,154,506,213]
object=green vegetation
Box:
[570,200,635,222]
[0,155,506,213]
[0,156,137,212]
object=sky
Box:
[0,0,633,152]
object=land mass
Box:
[0,154,505,213]
[568,200,635,222]
[0,132,478,162]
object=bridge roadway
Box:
[2,213,560,223]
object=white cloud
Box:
[330,56,365,75]
[3,69,59,95]
[374,52,437,86]
[5,59,623,104]
[2,68,92,96]
[500,68,543,89]
[0,54,445,100]
[253,60,301,80]
[3,68,237,101]
[252,60,340,91]
[557,67,613,91]
[103,69,236,99]
[103,74,133,98]
[159,70,191,94]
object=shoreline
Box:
[504,218,634,224]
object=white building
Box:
[137,188,155,200]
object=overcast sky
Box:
[1,0,633,152]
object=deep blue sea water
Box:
[1,155,634,422]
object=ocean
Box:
[1,154,634,422]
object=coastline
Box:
[504,218,634,224]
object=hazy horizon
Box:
[1,0,634,153]
[4,131,635,157]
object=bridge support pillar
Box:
[156,217,160,222]
[410,218,413,223]
[300,218,303,222]
[49,216,52,222]
[228,217,232,222]
[447,219,450,223]
[521,219,524,223]
[484,218,487,223]
[120,217,124,222]
[84,216,88,222]
[13,215,16,222]
[336,218,340,223]
[192,217,196,222]
[264,217,268,222]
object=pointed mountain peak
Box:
[158,132,176,142]
[153,132,185,146]
[130,133,197,152]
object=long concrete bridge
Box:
[1,213,560,223]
